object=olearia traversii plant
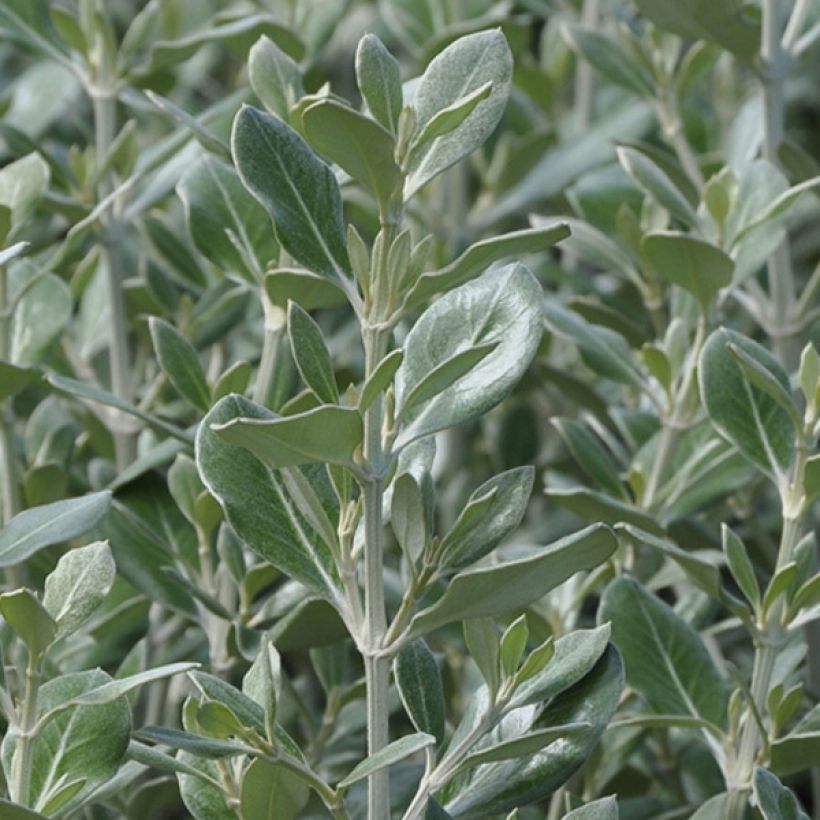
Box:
[0,0,818,819]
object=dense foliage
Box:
[0,0,818,818]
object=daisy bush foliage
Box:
[0,0,818,818]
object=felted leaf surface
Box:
[178,155,278,285]
[409,524,616,636]
[0,492,111,568]
[406,30,513,197]
[699,328,794,480]
[231,105,350,281]
[599,575,728,728]
[196,395,341,603]
[1,670,130,816]
[443,645,624,817]
[395,264,543,447]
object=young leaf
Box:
[360,349,403,413]
[287,302,338,404]
[196,701,247,739]
[438,466,534,571]
[762,563,799,616]
[0,491,111,568]
[464,618,501,698]
[406,30,513,197]
[727,342,802,431]
[231,105,351,281]
[617,146,699,228]
[405,224,569,309]
[178,155,278,286]
[394,639,446,744]
[391,473,427,567]
[397,343,497,424]
[355,33,403,134]
[799,343,819,408]
[248,34,303,121]
[241,757,310,820]
[500,615,529,679]
[409,524,617,636]
[444,646,623,817]
[302,99,402,213]
[641,231,733,311]
[338,733,435,788]
[509,624,611,710]
[0,589,56,658]
[242,640,281,734]
[722,525,760,609]
[213,360,252,401]
[599,575,729,729]
[699,328,795,481]
[395,264,543,447]
[148,318,211,412]
[407,81,493,159]
[213,404,362,469]
[42,541,116,639]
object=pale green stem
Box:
[11,655,41,806]
[0,263,24,588]
[93,88,136,469]
[760,0,798,364]
[403,705,500,820]
[782,0,813,52]
[643,422,678,513]
[643,318,706,512]
[361,322,391,820]
[657,97,705,191]
[574,0,600,131]
[726,439,808,819]
[253,293,285,407]
[0,264,20,528]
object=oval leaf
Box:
[395,264,543,447]
[0,492,111,568]
[599,575,728,729]
[699,328,794,481]
[231,105,350,281]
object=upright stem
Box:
[726,443,808,818]
[11,655,41,806]
[657,96,705,191]
[253,294,285,407]
[362,324,390,820]
[760,0,796,363]
[574,0,600,131]
[93,88,136,469]
[0,263,21,528]
[643,318,706,512]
